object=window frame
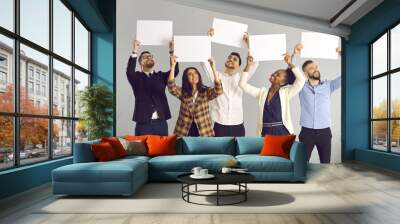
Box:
[370,20,400,154]
[0,0,92,171]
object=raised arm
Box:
[330,48,342,93]
[283,52,306,99]
[205,57,223,100]
[167,55,182,100]
[330,76,341,93]
[126,39,140,82]
[242,31,259,80]
[162,41,179,83]
[239,54,261,98]
[200,28,217,82]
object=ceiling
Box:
[166,0,384,37]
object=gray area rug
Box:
[37,183,362,214]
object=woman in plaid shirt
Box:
[168,55,223,137]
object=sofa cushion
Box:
[147,135,177,157]
[118,138,147,156]
[101,137,127,158]
[236,155,293,172]
[235,137,263,155]
[260,135,296,159]
[52,158,147,183]
[179,137,235,155]
[149,154,235,172]
[91,142,118,161]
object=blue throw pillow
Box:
[181,137,235,155]
[236,137,264,155]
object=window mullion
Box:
[387,30,391,152]
[71,10,76,154]
[48,0,54,160]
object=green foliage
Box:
[79,84,113,140]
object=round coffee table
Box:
[177,173,255,206]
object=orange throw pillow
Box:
[101,137,127,158]
[91,142,117,162]
[146,135,177,157]
[260,135,296,159]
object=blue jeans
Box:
[135,120,168,136]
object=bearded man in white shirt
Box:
[202,29,259,137]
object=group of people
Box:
[126,29,341,163]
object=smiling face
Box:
[224,54,240,70]
[269,69,288,86]
[186,68,199,85]
[303,62,321,80]
[139,52,155,69]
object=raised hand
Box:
[293,43,303,56]
[283,52,294,68]
[336,47,342,56]
[132,39,140,54]
[208,57,216,70]
[243,32,250,48]
[207,28,214,37]
[208,57,220,83]
[244,54,254,72]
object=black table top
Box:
[177,172,255,185]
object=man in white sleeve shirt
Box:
[202,29,259,136]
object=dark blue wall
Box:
[344,0,400,170]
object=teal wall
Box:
[0,0,116,200]
[0,158,72,199]
[91,0,116,135]
[344,0,400,170]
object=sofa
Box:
[52,137,307,196]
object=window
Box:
[0,0,14,31]
[53,0,72,60]
[0,0,91,170]
[74,18,89,70]
[370,23,400,153]
[28,67,34,80]
[0,71,6,85]
[0,35,13,113]
[53,59,72,117]
[28,81,34,94]
[20,0,49,48]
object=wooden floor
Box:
[1,162,400,224]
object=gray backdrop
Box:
[116,0,342,163]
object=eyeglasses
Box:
[141,54,154,60]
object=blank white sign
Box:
[301,32,340,59]
[136,20,173,46]
[249,34,287,61]
[212,18,248,48]
[174,36,211,62]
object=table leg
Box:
[245,183,247,201]
[217,184,219,206]
[195,184,198,192]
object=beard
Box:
[309,71,321,80]
[144,60,155,68]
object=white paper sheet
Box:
[136,20,173,46]
[249,34,287,61]
[174,36,211,62]
[301,32,340,59]
[212,18,248,48]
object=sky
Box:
[0,0,89,74]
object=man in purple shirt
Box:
[126,39,179,135]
